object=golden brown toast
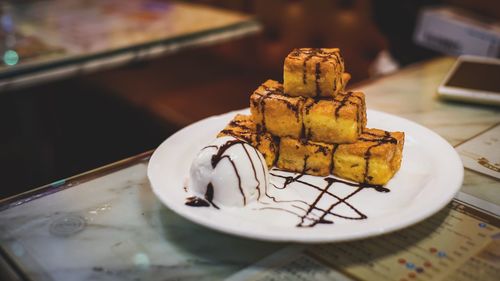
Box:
[219,115,404,185]
[250,80,366,144]
[303,91,366,144]
[217,114,278,167]
[277,129,404,185]
[250,80,307,139]
[284,48,346,97]
[277,137,333,176]
[217,46,405,186]
[333,128,404,185]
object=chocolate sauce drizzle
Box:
[185,196,210,207]
[315,62,321,97]
[254,80,364,145]
[362,131,397,183]
[267,170,389,227]
[289,48,341,97]
[204,183,219,209]
[241,144,262,201]
[256,84,281,134]
[334,91,354,119]
[186,140,391,228]
[219,119,255,144]
[261,173,313,216]
[256,84,306,142]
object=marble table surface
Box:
[1,57,499,281]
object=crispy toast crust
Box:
[278,129,404,185]
[218,114,278,167]
[251,80,366,144]
[284,48,346,97]
[219,115,404,185]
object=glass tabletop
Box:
[1,57,499,281]
[0,0,260,89]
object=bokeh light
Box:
[3,49,19,66]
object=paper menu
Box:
[456,124,500,180]
[227,195,500,281]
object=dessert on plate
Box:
[187,47,405,209]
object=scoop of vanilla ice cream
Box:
[188,136,269,207]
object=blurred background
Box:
[0,0,499,198]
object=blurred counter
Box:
[0,0,260,90]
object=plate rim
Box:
[148,108,464,243]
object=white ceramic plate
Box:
[148,109,463,243]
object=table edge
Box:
[0,151,153,212]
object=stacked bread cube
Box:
[219,48,404,185]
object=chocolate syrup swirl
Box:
[263,173,314,217]
[187,140,391,228]
[268,170,389,227]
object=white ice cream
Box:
[188,136,269,207]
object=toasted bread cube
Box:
[275,129,404,185]
[304,91,366,143]
[251,80,366,144]
[333,129,405,185]
[250,80,306,139]
[218,114,278,167]
[277,137,333,176]
[284,48,345,98]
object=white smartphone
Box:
[438,55,500,106]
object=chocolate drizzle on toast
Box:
[361,131,397,183]
[315,62,321,97]
[186,138,392,228]
[334,91,354,119]
[254,81,364,143]
[289,48,342,98]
